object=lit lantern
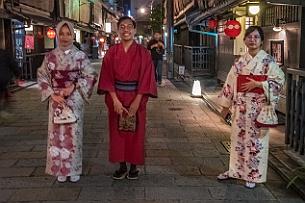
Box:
[99,37,105,43]
[191,80,202,98]
[208,18,218,29]
[47,28,56,39]
[224,20,241,38]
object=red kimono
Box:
[98,41,157,165]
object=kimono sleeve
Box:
[262,62,285,106]
[77,53,97,101]
[218,66,235,108]
[37,57,53,102]
[137,49,157,98]
[97,50,115,94]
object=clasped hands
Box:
[113,98,140,117]
[51,84,75,105]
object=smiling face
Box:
[58,24,73,48]
[244,29,262,52]
[118,19,136,42]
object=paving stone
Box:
[0,176,54,188]
[208,185,276,200]
[145,157,172,165]
[15,159,45,167]
[79,186,144,200]
[0,167,35,177]
[145,186,211,200]
[31,167,46,176]
[0,146,33,152]
[9,188,81,201]
[0,159,17,167]
[0,152,45,159]
[0,189,15,202]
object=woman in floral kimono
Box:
[37,21,97,182]
[217,26,285,188]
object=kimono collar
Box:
[245,49,267,62]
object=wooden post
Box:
[300,6,305,69]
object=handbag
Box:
[53,104,77,124]
[118,112,137,132]
[255,82,278,128]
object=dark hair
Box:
[117,16,136,29]
[244,26,264,41]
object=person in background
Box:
[217,26,285,189]
[37,21,97,183]
[147,32,165,86]
[0,49,20,119]
[97,16,157,180]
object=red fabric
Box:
[98,41,157,165]
[237,75,267,94]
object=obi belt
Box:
[115,81,138,91]
[50,69,81,88]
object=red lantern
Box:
[224,20,241,38]
[208,19,218,29]
[99,37,105,43]
[47,28,56,39]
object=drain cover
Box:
[168,107,183,111]
[221,141,231,152]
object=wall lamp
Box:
[248,4,260,15]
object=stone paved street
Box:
[0,62,304,202]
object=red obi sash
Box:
[237,75,267,94]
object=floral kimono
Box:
[37,46,97,177]
[218,50,285,183]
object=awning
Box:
[74,24,95,33]
[189,0,248,26]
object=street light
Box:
[139,7,146,14]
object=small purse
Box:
[53,104,77,124]
[118,112,137,132]
[255,82,278,128]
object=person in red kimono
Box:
[97,16,157,180]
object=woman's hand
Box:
[51,94,66,105]
[113,98,128,116]
[241,78,262,92]
[60,84,75,98]
[128,94,143,117]
[129,100,140,117]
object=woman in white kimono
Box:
[37,21,97,182]
[217,26,285,188]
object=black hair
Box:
[244,26,264,41]
[117,16,136,29]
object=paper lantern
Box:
[224,20,241,38]
[191,80,202,97]
[208,19,218,29]
[47,28,56,39]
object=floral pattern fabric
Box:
[218,50,285,183]
[37,46,97,177]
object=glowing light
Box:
[248,5,260,15]
[191,80,202,97]
[139,8,146,14]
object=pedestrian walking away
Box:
[37,20,97,183]
[217,26,285,189]
[0,48,20,120]
[97,16,157,180]
[147,32,165,86]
